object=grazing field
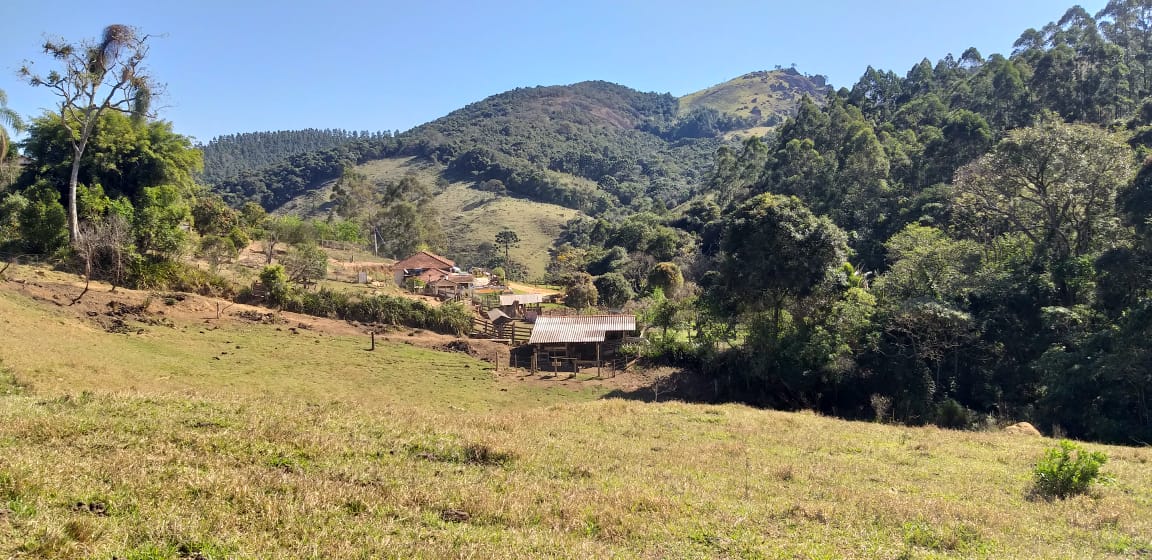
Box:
[1,276,1151,559]
[270,155,582,279]
[431,183,579,280]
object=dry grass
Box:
[1,280,1151,558]
[432,183,578,280]
[261,155,582,278]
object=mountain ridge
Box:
[206,69,830,215]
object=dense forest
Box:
[619,1,1152,444]
[199,129,391,185]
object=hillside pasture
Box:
[0,272,1150,559]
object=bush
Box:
[1032,440,1108,499]
[255,282,473,336]
[258,265,290,304]
[129,259,235,297]
[934,399,972,429]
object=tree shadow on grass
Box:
[600,367,722,404]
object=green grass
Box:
[0,287,601,412]
[2,283,1151,558]
[429,183,578,280]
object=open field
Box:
[1,272,1151,559]
[431,184,579,280]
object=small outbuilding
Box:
[527,315,637,375]
[498,293,544,319]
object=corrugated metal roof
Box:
[498,293,543,306]
[527,315,637,344]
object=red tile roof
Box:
[392,251,455,271]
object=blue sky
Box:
[1,1,1106,144]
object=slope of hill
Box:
[271,156,579,278]
[1,271,1149,558]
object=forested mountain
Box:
[210,72,830,214]
[199,129,391,185]
[658,1,1152,443]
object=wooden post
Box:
[532,349,538,373]
[596,342,601,379]
[370,331,376,351]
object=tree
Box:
[0,89,24,165]
[647,262,684,297]
[282,243,328,287]
[594,272,634,308]
[20,24,158,242]
[199,235,238,272]
[713,193,849,336]
[873,225,983,305]
[74,214,133,297]
[18,181,68,254]
[495,229,520,265]
[952,119,1135,304]
[134,185,189,258]
[331,166,375,222]
[191,195,239,237]
[260,215,312,264]
[564,272,598,309]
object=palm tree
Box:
[0,89,24,165]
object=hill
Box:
[210,72,830,216]
[0,269,1150,558]
[679,68,831,137]
[207,73,829,273]
[269,156,579,279]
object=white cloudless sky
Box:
[0,0,1107,143]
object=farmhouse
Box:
[391,251,474,299]
[527,315,637,374]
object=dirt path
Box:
[505,281,560,296]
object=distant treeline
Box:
[200,129,393,186]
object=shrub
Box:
[259,265,290,304]
[934,399,972,429]
[129,259,235,297]
[1032,440,1108,499]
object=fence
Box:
[471,316,533,344]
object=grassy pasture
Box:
[274,155,582,279]
[1,281,1151,559]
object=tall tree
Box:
[495,229,520,265]
[952,118,1135,304]
[20,24,157,242]
[712,193,849,337]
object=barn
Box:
[527,315,637,374]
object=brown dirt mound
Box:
[1004,422,1042,436]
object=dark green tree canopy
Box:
[715,193,849,313]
